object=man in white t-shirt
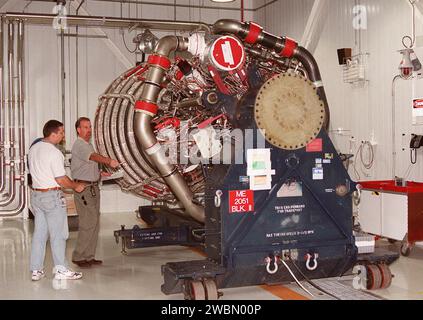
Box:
[28,120,85,281]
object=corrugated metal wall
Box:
[256,0,423,183]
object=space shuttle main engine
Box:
[99,19,398,299]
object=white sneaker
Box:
[54,269,82,280]
[31,270,45,281]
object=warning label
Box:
[229,190,254,213]
[275,204,305,214]
[306,138,323,152]
[266,230,315,238]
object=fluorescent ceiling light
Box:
[210,0,236,2]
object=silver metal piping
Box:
[60,29,65,126]
[134,35,205,223]
[0,22,16,207]
[1,20,26,216]
[31,0,279,12]
[75,0,85,119]
[0,17,5,193]
[212,19,331,130]
[2,13,211,33]
[94,73,165,199]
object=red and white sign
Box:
[413,98,423,109]
[413,98,423,118]
[210,36,245,72]
[306,138,323,153]
[229,190,254,213]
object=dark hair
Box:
[75,117,90,133]
[43,120,63,138]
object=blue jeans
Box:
[30,190,69,272]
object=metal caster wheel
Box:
[203,278,220,300]
[187,280,206,300]
[377,264,393,289]
[400,233,414,257]
[366,264,382,290]
[400,244,411,257]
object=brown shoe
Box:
[88,259,103,265]
[72,260,91,268]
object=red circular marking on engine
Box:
[210,36,245,72]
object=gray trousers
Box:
[72,185,100,261]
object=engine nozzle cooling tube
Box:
[133,35,205,223]
[212,19,330,130]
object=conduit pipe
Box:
[1,12,211,33]
[94,72,169,200]
[134,35,205,223]
[0,18,5,193]
[0,20,26,216]
[212,19,331,130]
[0,22,16,207]
[391,75,402,180]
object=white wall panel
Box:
[255,0,423,183]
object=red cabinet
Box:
[358,180,423,256]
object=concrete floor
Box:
[0,212,422,300]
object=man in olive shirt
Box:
[71,117,119,268]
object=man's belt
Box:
[31,187,62,192]
[74,179,99,185]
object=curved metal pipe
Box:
[0,22,16,206]
[0,183,26,215]
[1,20,26,216]
[391,75,402,179]
[212,19,330,130]
[0,17,5,193]
[134,35,204,223]
[94,72,164,199]
[293,47,330,130]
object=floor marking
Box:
[260,284,309,300]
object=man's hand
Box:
[100,171,112,177]
[90,153,121,169]
[56,176,86,192]
[74,182,86,193]
[108,159,120,169]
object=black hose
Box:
[294,47,330,130]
